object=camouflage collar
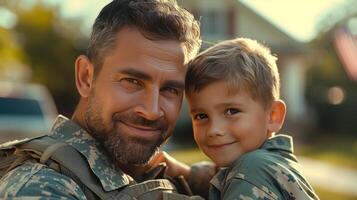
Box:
[210,134,294,193]
[261,134,294,153]
[210,167,229,194]
[49,115,132,192]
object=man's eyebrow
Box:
[163,80,185,90]
[119,68,184,89]
[118,68,152,81]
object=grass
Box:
[314,187,357,200]
[168,134,357,200]
[296,134,357,170]
[169,148,209,165]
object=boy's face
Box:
[188,81,271,167]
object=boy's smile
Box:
[188,81,272,167]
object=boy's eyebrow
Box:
[190,107,203,114]
[216,102,242,108]
[213,102,245,111]
[190,102,243,113]
[117,68,184,89]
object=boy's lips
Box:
[207,141,237,149]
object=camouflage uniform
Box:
[0,115,135,199]
[208,134,319,200]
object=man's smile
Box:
[118,121,162,140]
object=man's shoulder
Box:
[0,160,85,199]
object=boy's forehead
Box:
[187,80,268,108]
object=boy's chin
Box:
[212,157,237,167]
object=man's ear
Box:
[75,55,94,98]
[267,100,286,133]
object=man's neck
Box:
[119,163,151,182]
[71,99,92,134]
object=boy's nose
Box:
[134,90,164,120]
[207,121,225,137]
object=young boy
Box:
[164,38,319,200]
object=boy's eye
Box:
[225,108,240,116]
[193,113,208,121]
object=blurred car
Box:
[0,82,58,144]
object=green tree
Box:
[305,1,357,134]
[4,0,88,115]
[0,27,27,78]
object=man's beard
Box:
[84,95,171,166]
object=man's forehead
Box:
[116,27,186,62]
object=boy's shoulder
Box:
[228,134,298,182]
[230,148,279,176]
[236,134,297,166]
[215,135,319,200]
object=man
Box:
[0,0,201,198]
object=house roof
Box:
[236,0,307,54]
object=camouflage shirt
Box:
[209,134,319,200]
[0,115,134,199]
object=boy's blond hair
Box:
[185,38,280,109]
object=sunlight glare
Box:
[327,86,345,105]
[240,0,347,42]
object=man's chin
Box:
[115,140,159,165]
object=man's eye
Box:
[161,87,181,97]
[193,113,208,120]
[164,87,179,94]
[119,78,142,90]
[225,108,240,116]
[123,78,140,85]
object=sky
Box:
[0,0,353,42]
[55,0,352,42]
[47,0,111,30]
[239,0,352,42]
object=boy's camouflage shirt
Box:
[0,115,134,199]
[208,134,320,200]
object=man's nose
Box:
[134,90,164,120]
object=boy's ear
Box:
[75,55,94,98]
[267,100,286,133]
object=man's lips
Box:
[207,141,237,149]
[122,121,159,130]
[118,121,161,139]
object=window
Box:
[0,97,44,117]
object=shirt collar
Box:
[49,115,132,192]
[210,167,228,193]
[261,134,294,153]
[210,134,293,193]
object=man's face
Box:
[85,27,186,166]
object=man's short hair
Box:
[185,38,280,109]
[87,0,201,74]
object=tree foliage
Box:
[2,0,88,115]
[305,1,357,134]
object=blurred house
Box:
[179,0,311,132]
[333,22,357,81]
